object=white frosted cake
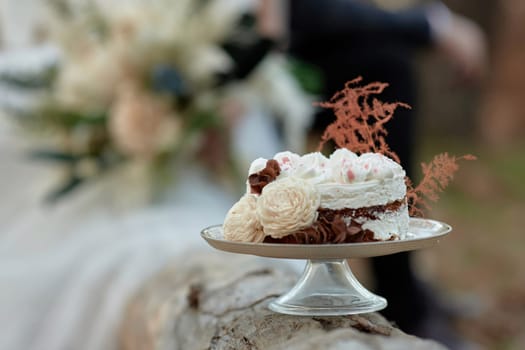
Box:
[223,149,409,244]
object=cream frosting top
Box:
[247,149,407,209]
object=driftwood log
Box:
[119,251,446,350]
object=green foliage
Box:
[287,58,324,95]
[37,105,107,129]
[0,66,58,89]
[187,110,222,131]
[46,175,84,203]
[29,150,79,163]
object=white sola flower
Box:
[223,194,265,243]
[256,177,320,239]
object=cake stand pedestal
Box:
[269,259,386,316]
[201,218,451,316]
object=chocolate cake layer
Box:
[263,199,405,244]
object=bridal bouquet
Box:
[3,0,313,201]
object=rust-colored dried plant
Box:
[317,77,476,216]
[316,77,410,163]
[406,153,476,216]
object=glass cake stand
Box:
[201,218,451,316]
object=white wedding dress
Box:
[0,110,301,350]
[0,1,312,346]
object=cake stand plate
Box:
[201,218,451,316]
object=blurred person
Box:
[0,2,308,350]
[259,0,486,347]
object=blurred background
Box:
[415,0,525,347]
[0,0,524,349]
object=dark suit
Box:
[288,0,435,333]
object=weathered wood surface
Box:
[119,251,446,350]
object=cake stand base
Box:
[202,219,452,316]
[269,259,387,316]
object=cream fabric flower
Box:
[257,177,320,239]
[109,84,180,158]
[55,49,122,113]
[223,194,265,243]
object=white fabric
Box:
[0,113,301,350]
[0,3,306,346]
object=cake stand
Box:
[201,218,451,316]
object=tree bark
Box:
[479,0,525,146]
[118,251,446,350]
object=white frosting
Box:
[273,151,301,175]
[359,203,409,240]
[329,148,361,183]
[247,150,404,183]
[245,150,407,207]
[358,153,402,180]
[248,157,268,175]
[317,176,406,209]
[290,152,332,184]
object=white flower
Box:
[109,84,180,158]
[55,48,122,112]
[257,177,320,239]
[179,45,233,85]
[223,194,265,243]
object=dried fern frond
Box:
[316,77,476,217]
[408,153,477,217]
[316,76,410,163]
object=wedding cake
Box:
[223,148,409,244]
